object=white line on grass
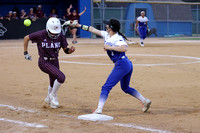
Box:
[0,118,48,128]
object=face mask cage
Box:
[47,30,60,39]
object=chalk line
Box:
[60,54,200,66]
[0,104,36,113]
[107,123,173,133]
[0,118,47,128]
[0,103,173,132]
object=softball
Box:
[24,19,31,26]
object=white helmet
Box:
[46,17,61,39]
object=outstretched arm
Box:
[79,6,86,16]
[76,23,102,37]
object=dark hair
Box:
[109,19,128,40]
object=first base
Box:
[78,114,114,121]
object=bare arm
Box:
[76,23,102,37]
[135,20,139,31]
[23,35,32,60]
[104,45,127,52]
[24,35,30,53]
[67,4,72,16]
[79,6,86,16]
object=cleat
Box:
[140,42,144,47]
[93,108,102,114]
[50,103,59,109]
[72,40,78,44]
[45,96,51,104]
[143,98,151,113]
[49,93,59,108]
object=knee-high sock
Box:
[125,87,145,103]
[51,79,62,96]
[48,85,52,95]
[97,90,109,109]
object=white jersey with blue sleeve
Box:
[137,16,148,27]
[101,31,128,63]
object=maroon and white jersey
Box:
[29,29,68,59]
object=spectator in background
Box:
[12,12,18,20]
[4,11,13,21]
[0,14,3,20]
[26,8,36,21]
[63,4,72,20]
[36,5,45,18]
[67,6,87,44]
[49,8,59,18]
[20,9,27,19]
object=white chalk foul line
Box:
[60,54,200,66]
[108,123,173,133]
[0,103,173,132]
[0,118,48,128]
[0,104,36,113]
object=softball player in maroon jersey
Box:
[23,17,75,108]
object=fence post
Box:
[197,5,199,36]
[167,4,169,36]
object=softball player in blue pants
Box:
[135,11,149,47]
[73,18,151,114]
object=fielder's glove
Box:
[71,20,78,27]
[24,51,32,61]
[147,29,150,36]
[62,20,71,28]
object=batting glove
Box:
[24,51,32,61]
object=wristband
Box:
[81,25,90,31]
[24,51,28,55]
[64,48,70,54]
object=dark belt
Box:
[43,57,56,61]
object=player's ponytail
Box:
[118,31,128,41]
[108,19,128,41]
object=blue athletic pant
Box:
[138,27,147,39]
[99,58,141,103]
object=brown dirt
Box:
[0,38,200,133]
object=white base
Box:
[78,114,114,121]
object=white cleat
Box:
[49,94,59,109]
[93,108,102,114]
[140,42,144,47]
[143,98,151,113]
[45,95,51,104]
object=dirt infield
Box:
[0,38,200,133]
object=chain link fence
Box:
[91,1,200,38]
